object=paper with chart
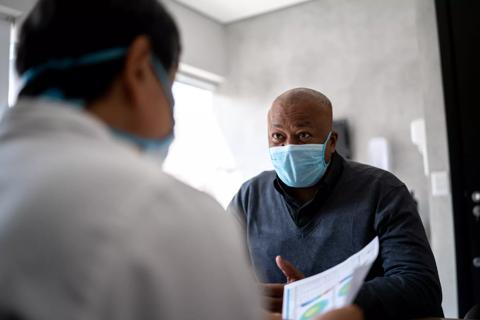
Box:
[282,237,379,320]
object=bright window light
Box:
[0,16,13,117]
[163,81,243,208]
[8,20,17,108]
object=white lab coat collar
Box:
[0,98,123,149]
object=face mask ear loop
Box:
[322,131,333,166]
[151,58,174,109]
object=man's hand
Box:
[264,305,363,320]
[262,259,363,320]
[260,283,285,312]
[264,312,282,320]
[315,305,364,320]
[261,256,305,313]
[275,256,304,283]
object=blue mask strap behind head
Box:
[20,48,128,90]
[20,47,174,109]
[19,47,175,151]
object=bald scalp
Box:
[269,88,333,126]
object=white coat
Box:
[0,99,262,320]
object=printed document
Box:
[282,237,379,320]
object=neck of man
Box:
[287,185,319,205]
[284,152,335,204]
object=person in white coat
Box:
[0,0,263,319]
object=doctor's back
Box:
[0,0,262,319]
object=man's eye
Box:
[272,133,284,141]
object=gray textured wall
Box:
[215,0,429,224]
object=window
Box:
[8,21,17,108]
[0,15,13,115]
[163,82,243,208]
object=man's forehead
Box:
[269,107,327,128]
[268,88,332,127]
[270,101,329,119]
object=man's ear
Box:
[121,35,154,108]
[323,131,337,163]
[329,131,338,154]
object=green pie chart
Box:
[300,299,329,320]
[339,280,352,297]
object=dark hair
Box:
[16,0,181,103]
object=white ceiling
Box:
[173,0,313,24]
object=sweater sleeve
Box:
[354,185,444,320]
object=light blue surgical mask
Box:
[270,131,333,188]
[20,47,175,161]
[112,128,175,165]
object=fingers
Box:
[264,296,283,313]
[276,255,305,283]
[260,283,285,313]
[264,312,282,320]
[260,283,284,297]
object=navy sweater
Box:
[228,154,443,320]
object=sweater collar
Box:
[273,152,345,227]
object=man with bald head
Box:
[228,88,443,320]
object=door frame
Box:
[435,0,478,315]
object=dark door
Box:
[435,0,480,316]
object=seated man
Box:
[228,88,443,320]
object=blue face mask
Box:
[112,129,174,165]
[20,47,175,161]
[269,132,333,188]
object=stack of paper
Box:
[282,237,379,320]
